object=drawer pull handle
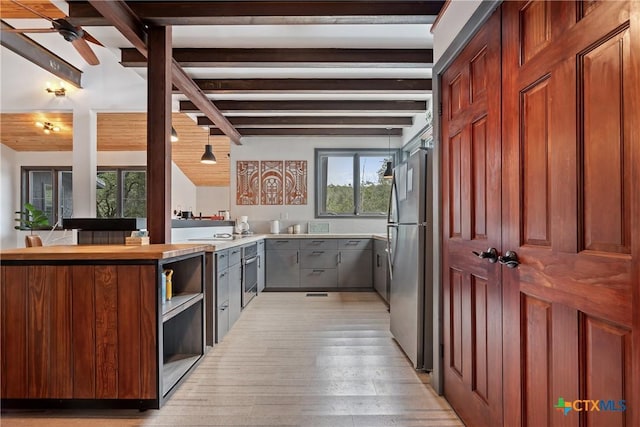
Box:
[312,251,324,255]
[312,269,325,274]
[312,240,324,244]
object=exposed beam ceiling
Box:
[86,0,242,144]
[0,20,83,87]
[121,48,433,68]
[68,1,445,25]
[183,78,431,93]
[197,116,413,128]
[180,100,428,114]
[209,127,403,136]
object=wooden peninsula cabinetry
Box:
[0,244,208,409]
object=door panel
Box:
[441,9,502,427]
[502,1,638,426]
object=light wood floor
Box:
[1,292,463,427]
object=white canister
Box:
[270,220,280,234]
[293,224,301,234]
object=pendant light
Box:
[383,128,393,179]
[170,126,179,142]
[201,133,217,164]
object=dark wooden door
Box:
[441,10,503,427]
[502,1,639,426]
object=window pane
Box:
[28,170,54,224]
[96,171,118,218]
[122,170,146,217]
[324,156,354,214]
[359,155,391,215]
[58,171,73,221]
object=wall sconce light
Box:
[171,126,179,142]
[45,82,66,97]
[35,121,61,134]
[200,133,217,164]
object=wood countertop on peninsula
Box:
[0,243,212,261]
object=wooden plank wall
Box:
[1,264,157,400]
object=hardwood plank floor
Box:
[1,292,463,427]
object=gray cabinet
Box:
[338,238,372,288]
[373,239,389,303]
[265,238,373,290]
[228,248,242,327]
[215,249,230,343]
[266,245,300,287]
[257,240,265,293]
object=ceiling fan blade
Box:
[82,30,104,47]
[1,28,57,33]
[71,37,99,66]
[10,0,54,21]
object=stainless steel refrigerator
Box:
[387,147,433,370]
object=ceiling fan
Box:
[2,0,102,65]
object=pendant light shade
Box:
[170,126,179,143]
[383,161,393,179]
[383,128,393,179]
[201,144,217,164]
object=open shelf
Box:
[162,293,203,322]
[162,353,201,396]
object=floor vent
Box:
[306,293,328,297]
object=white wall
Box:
[230,135,399,234]
[0,144,17,249]
[433,0,483,63]
[172,163,197,216]
[196,186,230,215]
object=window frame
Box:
[96,166,147,218]
[314,148,397,218]
[20,166,72,229]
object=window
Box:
[96,167,146,218]
[21,167,73,228]
[316,149,394,217]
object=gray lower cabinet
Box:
[265,238,372,289]
[257,240,265,293]
[215,250,230,343]
[373,239,389,303]
[228,247,242,327]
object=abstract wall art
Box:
[260,160,284,205]
[236,160,260,205]
[284,160,307,205]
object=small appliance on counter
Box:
[236,216,251,235]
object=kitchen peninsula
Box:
[0,243,210,410]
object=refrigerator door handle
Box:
[386,223,398,279]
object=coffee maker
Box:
[236,216,251,235]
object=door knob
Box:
[472,247,498,263]
[498,251,520,268]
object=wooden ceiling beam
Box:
[181,79,431,93]
[197,116,413,128]
[180,100,427,113]
[0,20,83,88]
[87,0,242,144]
[68,1,445,25]
[121,48,433,68]
[209,127,403,136]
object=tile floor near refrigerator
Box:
[1,292,462,427]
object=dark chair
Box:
[25,235,43,247]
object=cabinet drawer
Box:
[300,250,339,268]
[338,238,372,250]
[257,239,265,252]
[300,239,338,250]
[266,239,300,250]
[216,250,229,270]
[300,268,338,288]
[229,247,242,266]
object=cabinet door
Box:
[265,250,299,287]
[228,247,242,266]
[373,244,388,302]
[300,250,339,269]
[228,262,242,327]
[257,250,265,293]
[338,250,372,287]
[216,302,229,343]
[300,268,338,288]
[215,269,229,343]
